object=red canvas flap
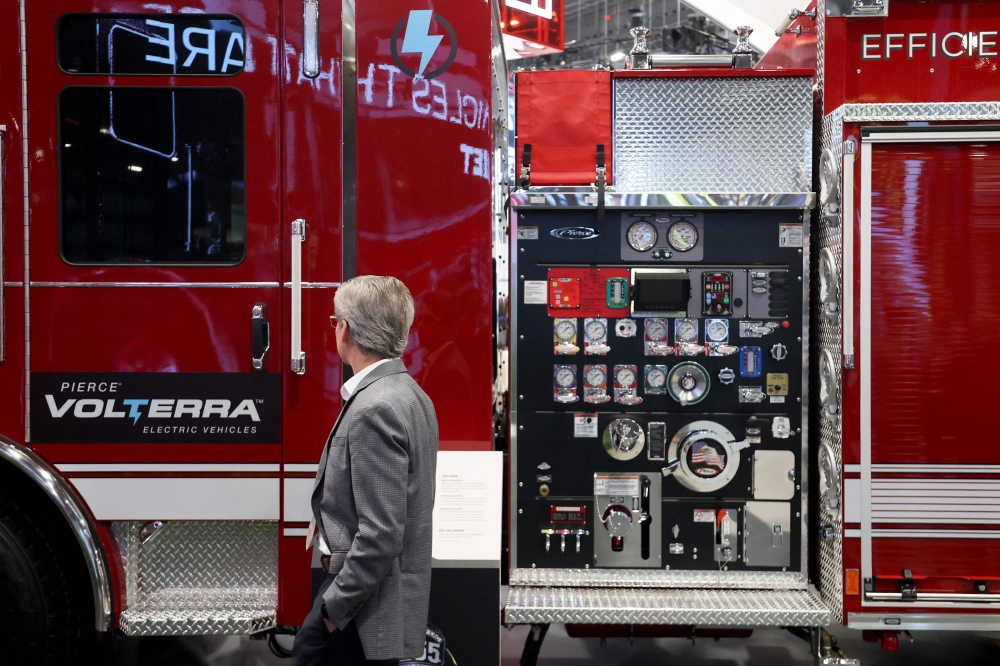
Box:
[516,70,612,186]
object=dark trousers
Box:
[292,577,398,666]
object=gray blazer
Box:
[311,358,439,660]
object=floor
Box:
[123,624,1000,666]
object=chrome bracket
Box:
[826,0,888,17]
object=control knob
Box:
[771,343,788,361]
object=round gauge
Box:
[585,319,607,341]
[645,366,667,389]
[616,366,636,387]
[666,221,698,252]
[645,319,668,342]
[554,320,577,341]
[602,418,645,461]
[667,362,710,405]
[627,221,658,252]
[555,366,576,388]
[675,319,697,343]
[586,366,607,387]
[707,320,728,342]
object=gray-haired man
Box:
[293,275,439,666]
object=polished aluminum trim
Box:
[649,54,733,68]
[800,206,812,576]
[843,101,1000,122]
[841,143,855,368]
[0,435,112,630]
[870,529,1000,539]
[31,281,280,288]
[290,220,306,375]
[58,463,279,473]
[510,208,520,568]
[342,0,357,280]
[859,138,873,596]
[509,568,807,589]
[283,527,309,537]
[868,592,1000,604]
[302,0,321,78]
[849,612,1000,631]
[282,281,342,288]
[510,191,816,209]
[862,128,1000,144]
[2,282,23,287]
[20,0,30,442]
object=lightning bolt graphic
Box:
[401,10,443,79]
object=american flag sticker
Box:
[690,441,726,475]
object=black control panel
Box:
[512,208,807,573]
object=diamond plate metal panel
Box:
[509,568,807,589]
[817,108,845,624]
[614,77,814,193]
[843,102,1000,122]
[112,521,278,636]
[505,587,831,626]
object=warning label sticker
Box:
[574,414,598,438]
[779,224,803,248]
[594,476,639,496]
[524,281,547,304]
[517,227,539,240]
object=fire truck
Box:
[0,0,507,661]
[5,0,1000,664]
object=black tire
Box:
[0,491,95,663]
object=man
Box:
[293,275,439,666]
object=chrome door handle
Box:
[303,0,321,78]
[290,219,307,374]
[252,303,270,371]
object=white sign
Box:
[594,475,639,496]
[574,414,598,438]
[431,451,503,562]
[523,280,547,304]
[693,509,716,523]
[779,223,803,248]
[505,0,553,20]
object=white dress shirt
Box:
[317,358,394,556]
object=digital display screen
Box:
[634,274,690,312]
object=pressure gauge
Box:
[675,318,698,343]
[585,319,607,341]
[616,366,637,387]
[667,221,698,252]
[706,320,729,342]
[645,318,668,341]
[645,365,667,389]
[627,221,658,252]
[586,365,607,387]
[555,366,576,388]
[555,319,577,341]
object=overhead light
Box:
[170,156,179,162]
[127,165,143,172]
[610,51,626,61]
[510,18,520,26]
[64,143,71,148]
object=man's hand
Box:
[324,617,338,633]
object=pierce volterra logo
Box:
[31,373,281,444]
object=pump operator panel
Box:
[511,207,808,574]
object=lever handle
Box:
[252,303,270,371]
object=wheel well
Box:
[0,437,113,632]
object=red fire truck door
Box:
[21,2,290,519]
[859,126,1000,604]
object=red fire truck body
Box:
[818,0,1000,634]
[0,0,506,654]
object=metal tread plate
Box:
[120,604,276,636]
[510,568,807,589]
[505,586,831,626]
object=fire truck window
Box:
[58,14,245,76]
[60,87,246,265]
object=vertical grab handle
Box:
[841,139,856,370]
[291,219,307,375]
[303,0,321,78]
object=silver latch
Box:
[772,524,784,547]
[291,219,307,242]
